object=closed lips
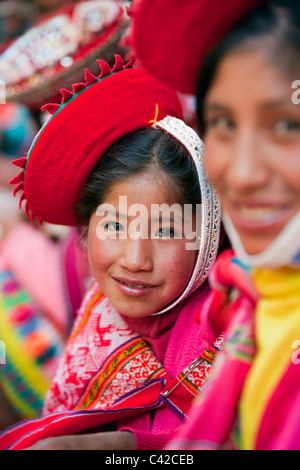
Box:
[114,278,158,288]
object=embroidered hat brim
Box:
[11,58,183,226]
[131,0,266,95]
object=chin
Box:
[240,236,276,256]
[117,306,155,319]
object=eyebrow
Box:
[204,99,294,112]
[103,209,129,220]
[258,99,296,110]
[151,214,184,224]
[100,208,185,224]
[204,103,230,113]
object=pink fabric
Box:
[118,284,212,449]
[0,279,215,450]
[164,250,258,450]
[60,229,92,323]
[256,362,300,450]
[164,249,300,450]
[1,222,68,332]
[1,223,90,333]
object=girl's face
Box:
[88,170,198,318]
[203,47,300,255]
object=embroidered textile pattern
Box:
[75,337,165,410]
[224,305,256,364]
[160,335,224,421]
[43,283,164,413]
[43,283,223,415]
[177,337,223,395]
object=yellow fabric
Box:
[240,267,300,450]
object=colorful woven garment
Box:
[0,270,65,419]
[0,282,223,449]
[167,249,300,450]
[43,282,223,415]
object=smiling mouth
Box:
[238,206,284,221]
[118,280,152,289]
[114,278,159,289]
[229,203,294,231]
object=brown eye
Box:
[105,222,124,232]
[274,118,300,134]
[206,116,235,131]
[157,228,176,239]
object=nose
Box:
[225,129,270,193]
[119,237,153,272]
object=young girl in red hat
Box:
[0,57,225,450]
[132,0,300,450]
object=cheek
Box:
[87,235,115,280]
[282,152,300,196]
[161,243,196,287]
[203,138,227,190]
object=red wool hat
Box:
[131,0,266,95]
[10,56,183,226]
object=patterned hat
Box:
[131,0,266,95]
[9,56,183,226]
[0,0,129,110]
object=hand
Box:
[26,431,136,450]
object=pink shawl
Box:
[168,249,300,450]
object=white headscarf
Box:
[152,116,221,314]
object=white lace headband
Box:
[152,116,221,314]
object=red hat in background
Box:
[131,0,266,95]
[10,56,183,226]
